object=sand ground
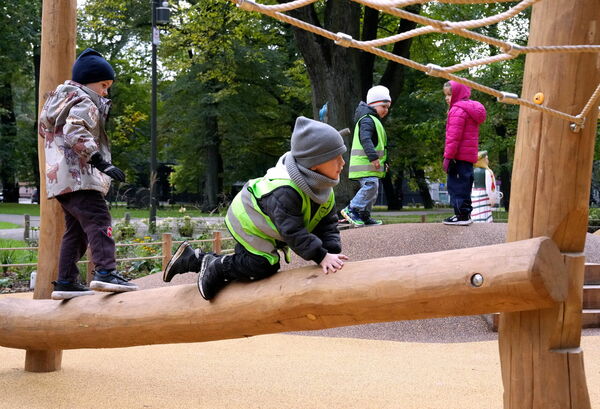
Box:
[1,316,599,409]
[1,223,599,408]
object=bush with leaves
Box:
[113,218,138,241]
[0,239,37,293]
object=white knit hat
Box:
[366,85,391,106]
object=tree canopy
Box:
[1,0,597,211]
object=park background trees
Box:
[2,0,591,212]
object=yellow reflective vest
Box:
[348,114,387,179]
[225,177,335,265]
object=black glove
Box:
[89,152,126,182]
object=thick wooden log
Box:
[500,0,598,407]
[27,0,77,373]
[0,238,565,350]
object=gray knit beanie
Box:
[291,116,347,168]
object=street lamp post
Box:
[149,0,169,233]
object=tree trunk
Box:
[203,112,221,212]
[31,43,42,190]
[382,171,401,210]
[285,1,419,208]
[379,5,419,99]
[412,166,433,208]
[0,81,19,203]
[394,169,405,209]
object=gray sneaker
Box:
[51,281,95,300]
[90,270,139,293]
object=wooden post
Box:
[499,0,599,407]
[162,233,172,272]
[212,231,222,254]
[23,214,30,242]
[26,0,77,373]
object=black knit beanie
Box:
[72,48,115,85]
[291,116,347,168]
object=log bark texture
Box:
[1,238,565,350]
[500,0,599,407]
[27,0,77,373]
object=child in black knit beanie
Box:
[39,48,138,300]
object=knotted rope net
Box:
[232,0,600,130]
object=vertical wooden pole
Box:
[23,214,30,242]
[25,0,77,373]
[212,231,222,254]
[162,233,172,272]
[499,0,599,407]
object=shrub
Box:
[113,218,138,241]
[177,215,196,237]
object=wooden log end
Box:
[534,237,568,303]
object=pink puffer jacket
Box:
[444,81,486,163]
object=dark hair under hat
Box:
[72,48,115,85]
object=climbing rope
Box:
[232,0,600,130]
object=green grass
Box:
[0,221,20,229]
[0,238,38,272]
[375,209,509,224]
[0,203,40,216]
[0,203,221,219]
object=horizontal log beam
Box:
[0,237,566,350]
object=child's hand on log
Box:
[320,253,349,274]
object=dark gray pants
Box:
[220,243,280,282]
[56,190,116,282]
[447,160,474,217]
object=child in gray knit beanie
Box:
[163,116,349,301]
[286,116,347,204]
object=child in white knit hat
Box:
[162,117,349,300]
[341,85,391,227]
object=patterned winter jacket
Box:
[444,81,486,164]
[39,80,113,198]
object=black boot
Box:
[359,211,383,226]
[162,241,204,282]
[197,254,233,301]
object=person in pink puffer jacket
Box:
[441,81,486,226]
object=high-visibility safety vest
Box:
[348,114,387,179]
[225,177,335,265]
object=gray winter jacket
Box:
[39,80,113,198]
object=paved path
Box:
[0,214,39,241]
